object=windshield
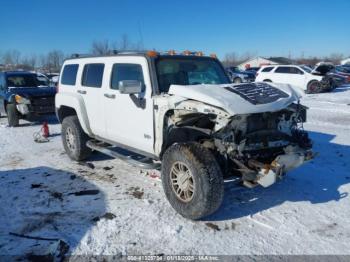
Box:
[6,74,39,88]
[300,65,312,73]
[156,57,230,93]
[36,75,50,86]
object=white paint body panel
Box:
[168,83,303,115]
[256,65,323,90]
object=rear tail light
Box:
[256,72,259,77]
[56,83,59,93]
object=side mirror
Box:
[119,80,143,94]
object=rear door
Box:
[77,62,106,137]
[103,56,155,155]
[273,66,306,88]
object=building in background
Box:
[237,56,294,70]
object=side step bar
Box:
[86,140,161,170]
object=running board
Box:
[86,140,160,170]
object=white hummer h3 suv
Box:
[56,51,313,219]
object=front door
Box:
[103,57,154,155]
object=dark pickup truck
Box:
[0,71,56,126]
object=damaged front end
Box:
[214,103,313,187]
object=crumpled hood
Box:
[168,82,303,115]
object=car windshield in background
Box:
[156,57,230,93]
[37,76,50,86]
[300,65,312,73]
[6,74,38,88]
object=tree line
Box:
[0,35,142,72]
[222,51,348,67]
[1,36,348,73]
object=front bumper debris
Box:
[242,146,314,188]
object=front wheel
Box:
[306,80,322,94]
[233,77,242,84]
[161,143,224,220]
[6,104,19,127]
[62,115,92,161]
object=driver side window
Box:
[110,64,144,90]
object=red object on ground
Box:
[41,122,50,138]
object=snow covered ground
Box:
[0,86,350,258]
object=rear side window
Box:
[275,67,291,74]
[110,64,144,90]
[262,67,273,72]
[82,63,105,88]
[61,64,79,85]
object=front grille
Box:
[29,96,55,114]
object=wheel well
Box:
[161,127,211,158]
[307,79,319,87]
[57,106,77,123]
[4,100,8,113]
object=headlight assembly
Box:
[15,95,31,104]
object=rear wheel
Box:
[161,143,224,220]
[6,104,19,127]
[62,115,92,161]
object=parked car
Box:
[245,66,260,73]
[334,66,350,83]
[255,65,334,93]
[0,71,56,126]
[311,63,348,87]
[226,66,255,83]
[56,51,313,219]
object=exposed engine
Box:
[212,103,313,186]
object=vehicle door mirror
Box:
[118,80,143,94]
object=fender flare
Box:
[55,93,93,136]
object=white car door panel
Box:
[77,62,106,137]
[103,57,154,155]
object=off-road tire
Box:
[6,103,19,127]
[233,77,242,84]
[161,143,224,220]
[62,115,92,161]
[306,80,322,94]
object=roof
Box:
[65,51,217,61]
[3,71,36,76]
[266,57,294,64]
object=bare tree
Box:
[325,53,344,64]
[3,49,21,65]
[91,40,110,55]
[120,34,130,50]
[222,52,238,67]
[41,50,64,72]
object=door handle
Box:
[104,93,116,99]
[77,90,87,95]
